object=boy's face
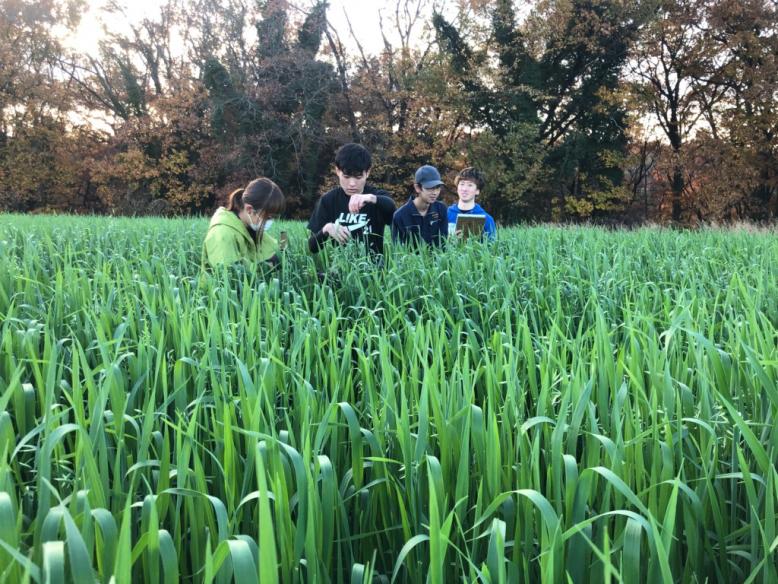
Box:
[457,179,480,204]
[414,184,441,206]
[336,168,369,196]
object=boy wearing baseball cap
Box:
[391,165,449,247]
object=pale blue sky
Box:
[69,0,440,57]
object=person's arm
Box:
[307,197,332,254]
[374,193,396,223]
[308,229,329,253]
[485,215,497,240]
[308,223,351,253]
[258,234,283,269]
[348,191,396,218]
[263,254,280,270]
[438,209,449,246]
[447,208,461,237]
[392,212,407,244]
[257,233,278,260]
[204,230,243,266]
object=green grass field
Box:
[0,214,776,583]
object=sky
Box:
[68,0,434,58]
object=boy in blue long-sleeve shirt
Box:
[448,167,496,240]
[392,165,449,248]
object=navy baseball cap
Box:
[415,165,444,189]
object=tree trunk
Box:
[671,163,684,223]
[668,122,684,224]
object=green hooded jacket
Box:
[202,207,278,267]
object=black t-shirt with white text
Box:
[307,185,395,255]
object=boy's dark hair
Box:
[335,143,372,175]
[455,167,485,190]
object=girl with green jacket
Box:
[203,178,285,268]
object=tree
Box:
[704,0,778,220]
[190,0,339,215]
[322,0,463,198]
[628,0,719,224]
[0,0,86,211]
[59,0,218,214]
[629,0,777,223]
[434,0,648,222]
[2,0,775,223]
[88,86,217,215]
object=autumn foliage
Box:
[0,0,775,224]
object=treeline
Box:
[1,0,776,224]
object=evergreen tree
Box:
[435,0,649,221]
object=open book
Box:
[454,214,486,239]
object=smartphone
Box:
[279,230,288,251]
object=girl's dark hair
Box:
[227,177,285,216]
[455,167,486,190]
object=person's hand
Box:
[323,222,350,244]
[263,254,281,270]
[348,194,376,214]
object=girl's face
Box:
[244,205,271,231]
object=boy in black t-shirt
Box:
[307,144,396,256]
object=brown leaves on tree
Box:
[0,0,775,224]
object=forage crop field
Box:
[0,214,776,584]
